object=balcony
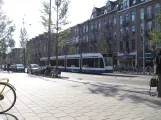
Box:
[122,20,129,27]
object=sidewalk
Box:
[0,73,161,120]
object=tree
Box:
[58,29,71,55]
[151,9,161,52]
[67,45,76,55]
[0,0,15,63]
[97,33,108,54]
[151,9,161,98]
[40,0,70,68]
[19,18,28,67]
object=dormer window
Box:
[133,0,136,4]
[120,4,123,10]
[108,6,111,11]
[104,9,107,14]
[124,1,128,8]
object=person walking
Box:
[7,64,10,73]
[155,50,161,97]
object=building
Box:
[28,0,160,67]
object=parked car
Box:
[14,64,25,72]
[10,64,16,71]
[27,64,41,74]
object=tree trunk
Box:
[157,75,161,97]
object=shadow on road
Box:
[0,113,18,120]
[67,80,161,108]
[86,82,161,107]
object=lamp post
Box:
[142,20,145,71]
[47,0,52,66]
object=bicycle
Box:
[0,78,16,114]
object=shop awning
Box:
[116,55,135,60]
[138,51,156,59]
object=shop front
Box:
[116,55,136,67]
[138,51,156,67]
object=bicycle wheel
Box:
[0,82,16,114]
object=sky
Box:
[2,0,108,47]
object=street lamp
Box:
[142,20,145,71]
[47,0,52,66]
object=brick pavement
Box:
[0,72,161,120]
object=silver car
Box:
[27,64,41,74]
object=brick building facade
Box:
[28,0,160,67]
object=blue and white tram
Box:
[39,53,113,74]
[81,53,113,73]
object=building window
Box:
[120,28,123,38]
[124,1,128,9]
[91,23,93,30]
[104,18,107,25]
[114,32,116,38]
[120,4,123,10]
[132,25,136,34]
[155,23,161,32]
[125,13,128,23]
[86,35,88,42]
[86,25,88,32]
[83,26,85,33]
[131,11,135,21]
[147,21,152,31]
[125,27,128,33]
[104,9,107,14]
[120,15,122,25]
[98,20,101,30]
[114,43,117,52]
[94,21,97,30]
[147,6,152,19]
[140,8,144,20]
[108,17,111,25]
[120,42,123,51]
[113,15,116,25]
[154,3,160,15]
[132,39,135,50]
[140,23,144,34]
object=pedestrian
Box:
[155,49,161,97]
[7,64,10,73]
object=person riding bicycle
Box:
[44,64,52,76]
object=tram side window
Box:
[100,58,104,68]
[83,58,94,68]
[67,59,79,67]
[58,59,64,66]
[94,58,99,68]
[50,60,56,66]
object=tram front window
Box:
[104,57,113,66]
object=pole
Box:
[24,48,26,71]
[56,0,59,68]
[48,0,52,66]
[142,20,145,71]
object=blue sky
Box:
[2,0,109,47]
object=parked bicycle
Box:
[0,78,16,114]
